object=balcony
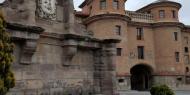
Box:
[126,11,154,23]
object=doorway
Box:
[130,64,153,91]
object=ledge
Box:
[62,33,100,42]
[152,22,185,28]
[6,22,44,34]
[62,33,121,44]
[83,13,131,25]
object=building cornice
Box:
[6,22,44,34]
[83,14,131,25]
[40,32,121,45]
[152,22,185,28]
[128,21,189,32]
[137,1,181,12]
[182,25,190,33]
[128,21,153,27]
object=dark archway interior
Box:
[130,64,153,91]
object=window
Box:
[185,55,190,64]
[137,27,144,40]
[172,10,176,18]
[159,10,165,18]
[184,37,189,44]
[138,46,144,59]
[113,0,119,9]
[147,11,151,14]
[118,79,124,83]
[89,6,92,14]
[174,32,178,41]
[186,67,189,73]
[185,47,189,53]
[175,52,180,62]
[100,0,106,10]
[186,76,190,84]
[115,25,121,35]
[117,48,122,56]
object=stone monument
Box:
[0,0,119,95]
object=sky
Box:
[73,0,190,25]
[0,0,189,25]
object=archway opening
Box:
[130,64,153,91]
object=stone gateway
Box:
[0,0,190,95]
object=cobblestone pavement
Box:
[118,91,190,95]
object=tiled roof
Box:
[151,0,178,4]
[79,0,91,8]
[152,0,171,3]
[186,25,190,28]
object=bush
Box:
[150,85,175,95]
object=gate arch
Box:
[130,64,153,91]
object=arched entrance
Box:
[130,64,153,91]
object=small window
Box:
[186,76,190,84]
[118,79,124,83]
[175,52,180,62]
[186,67,189,73]
[172,10,176,18]
[185,47,189,53]
[177,77,182,81]
[174,32,178,41]
[147,11,151,14]
[89,6,92,14]
[117,48,122,56]
[159,10,165,18]
[115,25,121,35]
[138,46,144,59]
[185,55,190,64]
[113,0,119,9]
[184,37,189,44]
[137,27,144,40]
[100,0,106,10]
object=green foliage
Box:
[150,85,175,95]
[0,11,15,95]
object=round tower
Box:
[78,0,131,93]
[137,0,185,87]
[79,0,130,39]
[137,0,181,22]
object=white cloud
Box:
[0,0,4,3]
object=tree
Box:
[0,11,15,95]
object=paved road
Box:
[176,91,190,95]
[118,91,190,95]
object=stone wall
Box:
[9,46,95,95]
[153,76,184,90]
